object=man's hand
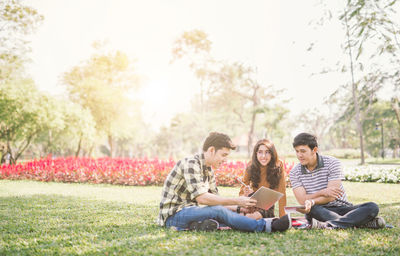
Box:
[296,199,314,214]
[236,196,257,208]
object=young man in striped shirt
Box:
[289,133,385,229]
[158,132,291,232]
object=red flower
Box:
[0,157,294,186]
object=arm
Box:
[196,192,257,208]
[292,180,343,205]
[239,168,252,196]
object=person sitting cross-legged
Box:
[158,132,291,233]
[289,132,386,229]
[238,139,287,220]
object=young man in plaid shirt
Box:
[158,132,291,232]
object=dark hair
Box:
[202,132,236,152]
[292,133,318,150]
[247,139,282,189]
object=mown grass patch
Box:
[0,180,399,255]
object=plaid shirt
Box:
[157,153,218,226]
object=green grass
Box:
[1,180,399,255]
[367,158,400,165]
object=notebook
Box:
[249,186,283,210]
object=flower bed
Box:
[0,157,294,186]
[343,166,400,183]
[0,157,175,186]
[3,157,397,185]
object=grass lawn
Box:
[1,180,399,255]
[367,158,400,165]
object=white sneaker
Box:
[360,217,386,229]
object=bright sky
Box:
[25,0,393,128]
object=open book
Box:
[250,186,283,210]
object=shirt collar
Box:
[301,153,324,174]
[198,153,212,173]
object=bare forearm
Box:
[311,196,336,205]
[294,188,331,205]
[304,187,340,204]
[196,193,238,206]
[196,193,257,208]
[304,189,328,200]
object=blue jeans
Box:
[165,205,272,232]
[307,202,379,228]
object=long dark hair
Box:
[247,139,282,189]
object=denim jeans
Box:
[165,205,272,232]
[306,202,379,228]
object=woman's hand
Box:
[241,206,257,214]
[243,186,254,196]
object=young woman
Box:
[239,139,287,219]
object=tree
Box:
[0,0,43,81]
[296,109,333,149]
[0,79,44,163]
[340,0,400,162]
[63,43,141,157]
[342,6,366,163]
[310,0,400,163]
[363,100,398,157]
[172,30,289,156]
[202,62,287,156]
[172,29,212,115]
[31,98,96,158]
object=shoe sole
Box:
[189,219,219,231]
[310,218,328,229]
[360,217,386,229]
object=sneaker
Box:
[271,214,291,232]
[360,217,386,229]
[188,219,219,231]
[308,218,330,229]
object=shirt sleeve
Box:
[182,159,209,200]
[328,157,344,181]
[289,165,302,189]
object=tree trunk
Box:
[6,141,15,164]
[247,85,259,158]
[75,135,82,157]
[108,134,113,158]
[46,129,52,156]
[88,145,94,157]
[344,8,365,165]
[14,134,33,163]
[0,148,6,164]
[391,97,400,130]
[247,110,256,158]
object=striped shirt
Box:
[157,153,218,226]
[289,154,350,207]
